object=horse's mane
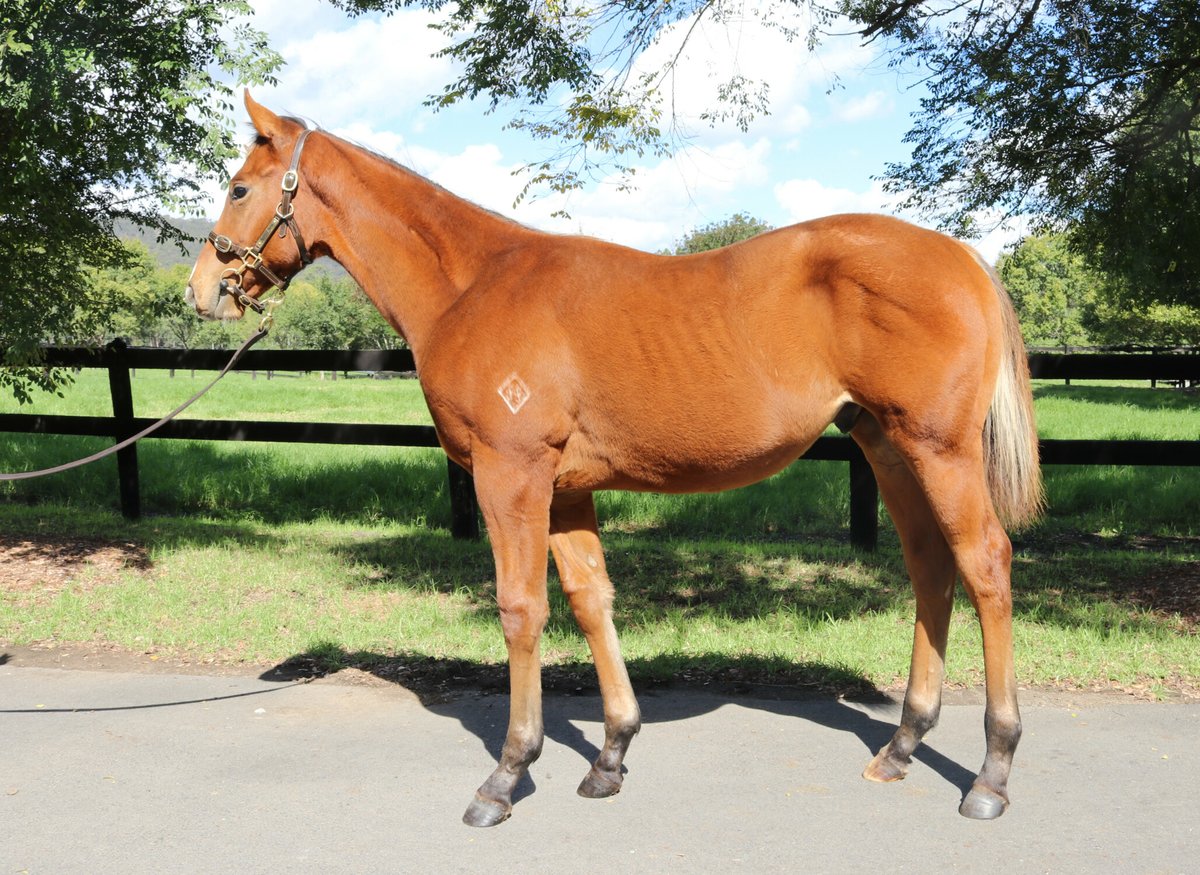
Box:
[247,114,527,232]
[342,131,530,233]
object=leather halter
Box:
[207,128,315,314]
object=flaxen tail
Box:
[975,253,1045,529]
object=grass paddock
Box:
[1,371,1197,698]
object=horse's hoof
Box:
[577,767,622,799]
[958,786,1008,820]
[862,749,908,783]
[462,794,512,828]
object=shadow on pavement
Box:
[257,647,979,805]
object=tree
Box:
[332,0,1200,307]
[1,0,281,401]
[265,271,404,350]
[666,213,773,254]
[151,264,213,348]
[87,241,161,347]
[859,1,1200,309]
[1080,299,1200,350]
[1068,89,1200,311]
[997,234,1096,350]
[999,232,1200,349]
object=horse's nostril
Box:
[184,284,195,306]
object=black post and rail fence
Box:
[1,344,1198,550]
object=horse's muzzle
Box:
[185,282,239,321]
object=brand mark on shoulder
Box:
[498,373,531,414]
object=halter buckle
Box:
[235,290,266,314]
[281,169,299,192]
[210,234,234,253]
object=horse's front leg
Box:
[462,449,554,828]
[549,492,641,798]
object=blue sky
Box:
[219,0,1022,260]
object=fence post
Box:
[106,338,141,520]
[447,459,480,539]
[848,443,878,551]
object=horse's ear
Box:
[244,89,284,142]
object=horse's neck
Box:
[312,138,521,360]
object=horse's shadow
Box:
[260,653,978,806]
[469,689,976,806]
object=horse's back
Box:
[549,211,1000,424]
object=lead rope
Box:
[0,326,270,482]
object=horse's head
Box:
[186,91,315,321]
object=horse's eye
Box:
[231,183,249,201]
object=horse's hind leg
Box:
[462,448,554,827]
[549,493,641,797]
[852,414,957,784]
[879,426,1022,820]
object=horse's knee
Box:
[957,531,1015,614]
[498,594,549,646]
[563,584,614,637]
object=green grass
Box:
[1034,381,1200,440]
[1031,380,1200,536]
[1,372,1198,696]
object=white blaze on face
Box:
[184,260,200,309]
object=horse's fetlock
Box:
[608,714,641,742]
[985,710,1022,758]
[501,733,544,770]
[902,703,940,740]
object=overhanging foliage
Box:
[0,0,281,401]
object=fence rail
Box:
[1028,351,1199,383]
[2,343,1199,549]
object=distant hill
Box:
[116,216,349,280]
[115,217,209,269]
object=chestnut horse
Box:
[187,93,1043,827]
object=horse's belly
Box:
[554,408,829,495]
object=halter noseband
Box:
[207,127,315,318]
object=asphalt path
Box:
[2,661,1197,874]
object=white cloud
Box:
[332,123,408,161]
[250,7,455,130]
[529,138,774,250]
[249,0,344,32]
[774,178,1029,263]
[409,144,530,215]
[774,177,901,222]
[780,105,814,134]
[973,216,1030,263]
[328,131,779,252]
[831,89,892,123]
